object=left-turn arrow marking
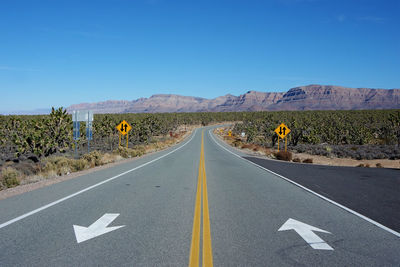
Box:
[73,213,125,243]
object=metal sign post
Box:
[86,111,93,153]
[73,112,80,158]
[73,110,93,156]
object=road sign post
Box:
[73,120,80,158]
[278,138,279,152]
[116,120,132,148]
[72,110,94,157]
[274,123,291,152]
[86,120,93,153]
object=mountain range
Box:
[67,85,400,114]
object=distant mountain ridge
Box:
[67,85,400,114]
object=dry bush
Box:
[376,163,383,168]
[302,158,313,164]
[100,153,117,165]
[293,157,301,163]
[357,163,365,167]
[1,167,22,188]
[12,162,38,177]
[82,151,103,167]
[263,148,272,156]
[274,151,293,161]
[43,157,72,175]
[241,144,253,149]
[115,147,145,159]
[365,164,370,168]
[232,139,242,147]
[71,158,88,171]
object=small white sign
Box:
[72,110,93,122]
[241,132,245,137]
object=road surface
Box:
[0,127,399,266]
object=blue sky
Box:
[1,0,399,113]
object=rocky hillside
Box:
[67,85,400,113]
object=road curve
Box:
[0,127,399,266]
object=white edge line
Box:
[208,129,400,238]
[0,129,198,229]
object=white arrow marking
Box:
[73,213,125,243]
[278,218,334,250]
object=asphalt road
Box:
[0,127,399,266]
[244,156,400,233]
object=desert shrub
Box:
[13,162,37,176]
[365,164,370,168]
[71,158,88,171]
[357,164,365,167]
[1,167,21,188]
[12,107,72,158]
[117,147,129,158]
[132,146,145,157]
[232,139,243,147]
[115,147,144,158]
[43,156,90,175]
[275,151,293,161]
[303,158,313,163]
[100,153,117,165]
[263,148,272,155]
[82,151,103,167]
[376,163,383,168]
[293,157,301,162]
[241,144,253,149]
[43,157,72,176]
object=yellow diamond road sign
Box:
[116,120,132,136]
[274,123,290,139]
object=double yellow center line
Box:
[189,131,213,267]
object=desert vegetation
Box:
[231,110,400,160]
[1,108,399,190]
